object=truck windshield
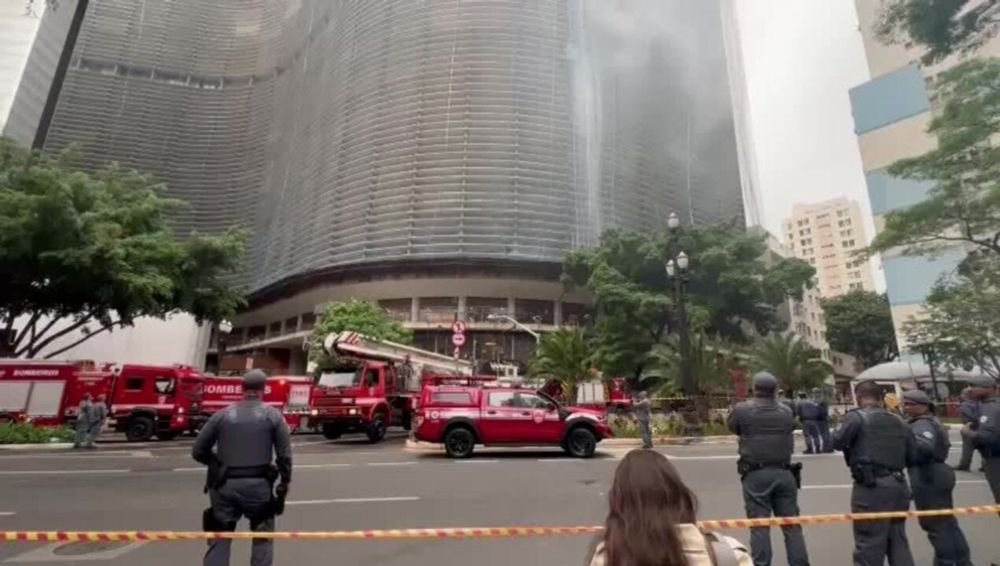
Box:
[318,370,361,388]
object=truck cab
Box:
[107,364,204,441]
[312,361,409,442]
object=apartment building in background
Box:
[850,0,1000,357]
[5,0,750,371]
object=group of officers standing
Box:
[728,371,1000,566]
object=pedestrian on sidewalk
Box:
[587,449,751,565]
[85,394,108,449]
[902,390,972,566]
[954,388,981,472]
[833,380,915,566]
[727,372,810,566]
[960,375,1000,508]
[73,393,94,449]
[634,390,653,449]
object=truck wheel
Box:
[367,411,387,443]
[322,423,342,440]
[443,427,475,459]
[565,427,597,458]
[125,415,155,442]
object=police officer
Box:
[192,369,292,566]
[795,392,822,454]
[961,374,1000,505]
[954,388,980,472]
[812,388,833,453]
[727,372,810,566]
[901,390,972,566]
[832,380,915,566]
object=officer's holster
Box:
[202,508,237,533]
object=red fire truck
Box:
[311,331,474,443]
[201,375,313,431]
[0,360,203,441]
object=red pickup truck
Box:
[412,383,612,458]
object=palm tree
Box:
[529,329,592,402]
[649,333,748,393]
[751,333,831,397]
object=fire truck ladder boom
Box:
[324,331,474,376]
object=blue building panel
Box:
[883,249,966,306]
[850,64,930,134]
[867,169,935,216]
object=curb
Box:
[404,436,737,452]
[0,443,74,451]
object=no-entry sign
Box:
[451,333,467,347]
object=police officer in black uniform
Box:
[833,380,915,566]
[727,372,810,566]
[961,374,1000,506]
[193,369,293,566]
[901,389,972,566]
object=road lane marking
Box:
[0,450,153,460]
[287,496,420,506]
[366,461,416,467]
[296,463,352,469]
[0,470,125,477]
[0,512,15,517]
[802,480,989,490]
[537,458,578,462]
[454,459,500,464]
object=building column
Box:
[457,296,468,321]
[411,297,420,323]
[554,300,563,327]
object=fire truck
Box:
[311,331,474,443]
[0,360,203,441]
[201,375,313,431]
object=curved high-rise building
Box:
[6,0,748,370]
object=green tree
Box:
[866,59,1000,258]
[750,333,831,397]
[528,328,592,402]
[564,224,813,379]
[821,291,899,369]
[647,333,747,396]
[875,0,1000,63]
[904,256,1000,379]
[0,139,245,358]
[309,299,412,368]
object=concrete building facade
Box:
[849,0,1000,356]
[6,0,749,371]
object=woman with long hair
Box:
[588,450,751,566]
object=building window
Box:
[836,210,845,218]
[840,229,852,237]
[842,239,855,248]
[838,219,852,227]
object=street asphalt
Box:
[0,431,997,565]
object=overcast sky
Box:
[734,0,875,239]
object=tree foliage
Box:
[0,139,246,358]
[564,224,814,379]
[750,333,831,397]
[528,329,592,402]
[867,59,1000,258]
[876,0,1000,63]
[309,299,412,368]
[904,255,1000,379]
[821,291,899,369]
[647,333,747,396]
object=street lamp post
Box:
[665,212,695,397]
[486,313,541,343]
[216,320,233,374]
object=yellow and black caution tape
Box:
[3,505,998,543]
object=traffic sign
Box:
[451,321,468,334]
[451,333,467,347]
